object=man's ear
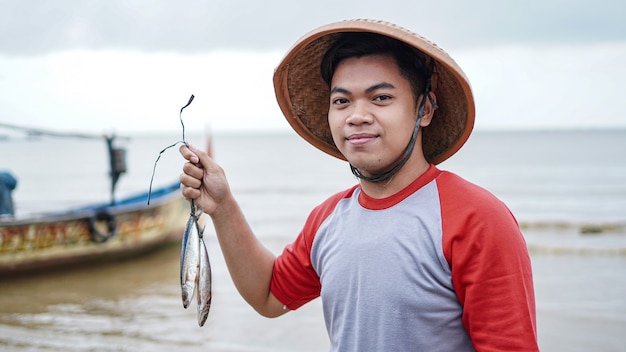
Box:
[419,92,437,127]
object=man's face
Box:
[328,54,419,177]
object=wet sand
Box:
[1,232,626,351]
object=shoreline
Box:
[523,227,626,256]
[520,221,626,234]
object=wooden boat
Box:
[0,182,188,277]
[0,122,189,277]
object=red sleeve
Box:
[270,187,357,310]
[438,172,539,351]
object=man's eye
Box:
[332,98,349,105]
[374,95,391,102]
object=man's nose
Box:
[346,101,373,125]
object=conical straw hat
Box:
[273,19,475,164]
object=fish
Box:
[180,205,202,309]
[179,215,193,289]
[197,236,212,326]
[160,94,213,323]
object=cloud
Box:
[459,42,626,130]
[2,41,624,134]
[0,50,286,133]
[0,0,624,133]
[1,0,624,56]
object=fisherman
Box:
[0,170,17,216]
[179,19,539,351]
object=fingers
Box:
[179,144,214,167]
[179,143,227,215]
[180,166,202,187]
[179,180,201,200]
[182,161,204,181]
[179,164,205,202]
[180,145,204,199]
[179,144,200,164]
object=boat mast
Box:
[0,122,128,206]
[105,135,127,205]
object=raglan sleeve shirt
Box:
[270,166,538,351]
[438,171,538,351]
[270,189,354,310]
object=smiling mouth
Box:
[347,134,377,146]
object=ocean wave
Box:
[522,222,626,256]
[520,221,626,234]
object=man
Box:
[0,170,17,216]
[180,19,539,351]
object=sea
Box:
[1,129,625,351]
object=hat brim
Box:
[273,19,475,165]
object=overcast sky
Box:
[0,0,624,135]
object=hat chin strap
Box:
[349,85,435,183]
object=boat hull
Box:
[0,183,189,277]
